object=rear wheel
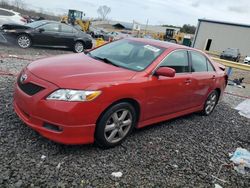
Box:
[17,34,31,48]
[201,90,219,116]
[95,102,136,148]
[73,41,84,53]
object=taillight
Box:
[20,18,27,23]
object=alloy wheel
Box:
[74,42,84,53]
[104,109,132,144]
[205,92,217,114]
[17,35,31,48]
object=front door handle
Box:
[185,79,192,84]
[212,75,216,80]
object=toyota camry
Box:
[14,38,227,148]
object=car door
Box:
[145,50,195,119]
[32,23,60,46]
[58,24,75,47]
[189,50,217,107]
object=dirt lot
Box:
[0,44,250,187]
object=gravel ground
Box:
[1,45,250,187]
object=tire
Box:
[90,32,95,38]
[201,90,219,116]
[95,102,137,148]
[17,34,31,49]
[73,41,85,53]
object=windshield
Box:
[26,20,47,28]
[89,39,165,71]
[224,49,237,55]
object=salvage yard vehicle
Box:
[1,20,93,53]
[220,48,241,62]
[243,56,250,64]
[61,9,91,33]
[0,8,26,26]
[14,38,227,148]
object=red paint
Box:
[13,38,227,145]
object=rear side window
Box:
[39,23,59,32]
[0,9,15,16]
[160,50,189,73]
[191,51,215,72]
[191,51,208,72]
[61,24,74,33]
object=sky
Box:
[20,0,250,26]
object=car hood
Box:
[27,54,136,89]
[244,56,250,61]
[1,24,30,30]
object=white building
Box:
[193,19,250,56]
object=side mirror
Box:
[38,28,45,33]
[155,67,176,77]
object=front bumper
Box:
[85,39,93,49]
[13,70,98,145]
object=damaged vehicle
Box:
[0,8,26,26]
[243,56,250,64]
[14,38,228,148]
[1,20,93,53]
[220,48,241,62]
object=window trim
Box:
[152,49,191,75]
[206,58,216,72]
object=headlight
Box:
[46,89,101,102]
[4,29,17,33]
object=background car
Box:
[243,56,250,64]
[88,26,110,40]
[0,8,26,26]
[14,38,227,148]
[1,20,93,53]
[220,48,241,62]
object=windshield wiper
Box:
[89,54,120,67]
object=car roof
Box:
[33,20,74,27]
[0,7,19,14]
[128,38,193,51]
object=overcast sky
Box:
[22,0,250,26]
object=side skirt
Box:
[137,105,203,129]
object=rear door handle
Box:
[212,75,216,80]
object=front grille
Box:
[18,79,45,96]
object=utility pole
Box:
[145,19,149,35]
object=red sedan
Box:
[14,38,227,148]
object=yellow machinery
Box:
[61,9,91,32]
[153,29,185,44]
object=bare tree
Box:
[97,5,111,21]
[13,0,24,10]
[0,0,8,6]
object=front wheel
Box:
[95,102,137,148]
[201,90,219,116]
[73,41,85,53]
[17,34,31,48]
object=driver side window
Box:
[160,50,189,73]
[39,23,59,32]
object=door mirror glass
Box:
[155,67,176,77]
